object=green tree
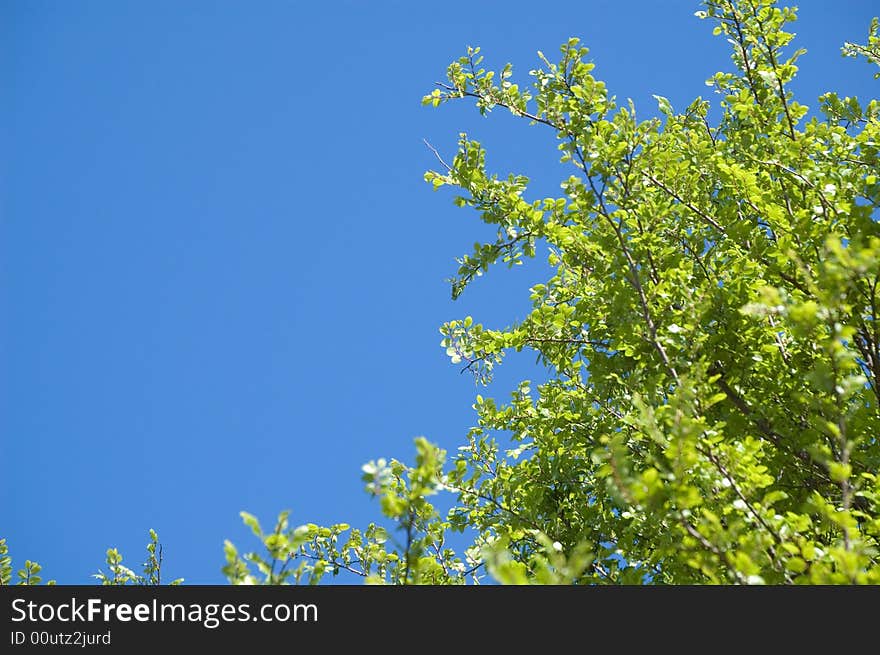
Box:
[234,0,878,585]
[4,0,879,585]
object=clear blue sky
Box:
[2,1,877,584]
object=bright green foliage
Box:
[0,531,181,586]
[0,539,54,586]
[417,0,880,584]
[4,1,880,586]
[225,438,595,584]
[0,540,10,585]
[843,17,880,79]
[92,530,183,586]
[225,439,479,584]
[237,0,878,585]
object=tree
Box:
[4,0,879,585]
[219,0,880,585]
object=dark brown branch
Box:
[774,268,812,296]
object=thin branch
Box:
[570,143,680,384]
[402,509,415,585]
[422,138,452,172]
[444,482,550,537]
[435,82,561,129]
[728,9,762,106]
[711,367,833,486]
[524,336,609,348]
[462,560,486,577]
[644,173,726,232]
[767,315,792,368]
[749,2,797,139]
[774,268,812,296]
[295,552,368,578]
[697,443,786,574]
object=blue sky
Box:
[2,1,877,584]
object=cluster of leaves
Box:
[223,438,473,585]
[0,532,181,586]
[0,538,53,586]
[222,437,595,585]
[843,17,880,79]
[93,529,183,586]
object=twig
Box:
[423,138,452,172]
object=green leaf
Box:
[240,512,263,538]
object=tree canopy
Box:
[223,0,880,586]
[4,0,880,586]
